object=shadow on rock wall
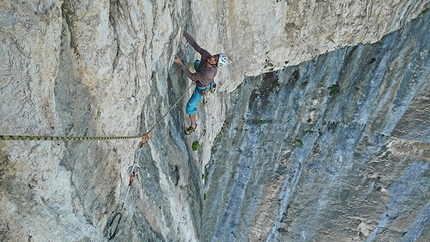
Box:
[203,10,430,242]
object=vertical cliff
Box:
[0,0,429,241]
[1,0,197,241]
[203,10,430,242]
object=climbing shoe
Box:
[185,124,197,135]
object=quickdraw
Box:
[129,171,138,186]
[139,133,150,146]
[203,94,208,104]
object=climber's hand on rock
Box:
[174,56,183,66]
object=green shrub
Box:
[295,139,304,148]
[192,141,200,151]
[258,120,266,125]
[328,84,340,96]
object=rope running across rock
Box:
[1,82,194,240]
[0,82,193,142]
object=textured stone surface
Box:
[203,10,430,242]
[190,0,428,92]
[1,0,195,241]
[0,0,429,241]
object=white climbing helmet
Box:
[217,53,228,68]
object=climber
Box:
[174,30,228,135]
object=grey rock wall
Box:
[1,0,198,241]
[191,0,429,92]
[203,10,430,242]
[1,0,429,241]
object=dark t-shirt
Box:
[180,31,217,87]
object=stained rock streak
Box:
[203,10,430,242]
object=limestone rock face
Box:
[203,10,430,241]
[0,0,429,241]
[1,0,195,241]
[190,0,428,92]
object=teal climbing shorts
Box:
[186,85,211,114]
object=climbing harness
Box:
[198,81,216,96]
[201,81,216,105]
